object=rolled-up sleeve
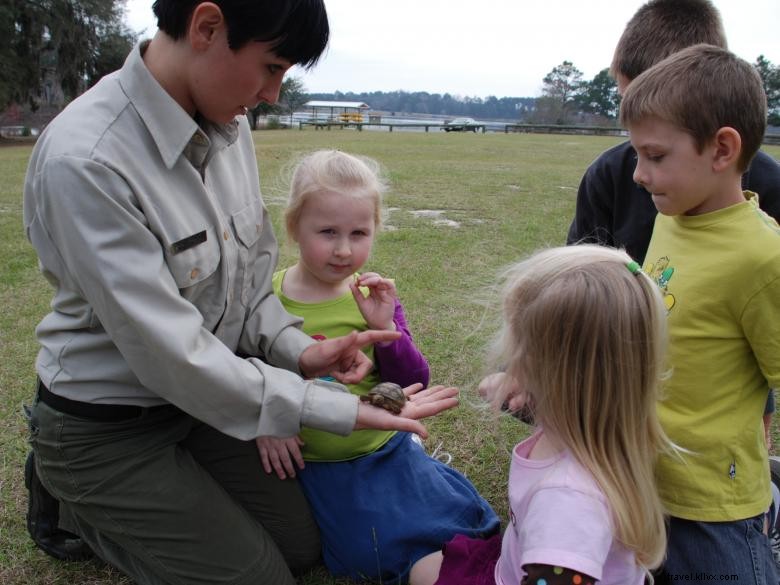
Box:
[374,299,430,388]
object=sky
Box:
[123,0,780,99]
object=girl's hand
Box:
[299,329,401,384]
[354,383,459,439]
[478,372,513,402]
[350,272,397,331]
[478,372,528,410]
[255,435,305,479]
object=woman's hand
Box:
[354,383,459,439]
[255,435,305,480]
[299,329,401,384]
[350,272,397,332]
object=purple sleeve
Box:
[373,298,430,388]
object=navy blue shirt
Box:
[566,141,780,263]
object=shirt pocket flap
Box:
[232,201,263,248]
[165,225,220,287]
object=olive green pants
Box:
[29,399,320,585]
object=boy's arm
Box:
[566,150,619,249]
[374,298,431,388]
[744,150,780,223]
[742,275,780,390]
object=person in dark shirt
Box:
[566,0,780,265]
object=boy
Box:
[563,0,779,453]
[22,1,457,583]
[566,0,780,264]
[622,44,780,582]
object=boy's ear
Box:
[711,127,742,173]
[188,2,224,49]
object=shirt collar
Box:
[672,191,757,228]
[118,41,239,170]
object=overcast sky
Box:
[124,0,780,98]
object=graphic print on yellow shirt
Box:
[646,256,676,311]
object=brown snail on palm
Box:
[359,382,407,414]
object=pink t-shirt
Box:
[495,430,646,585]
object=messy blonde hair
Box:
[620,44,767,172]
[493,245,669,570]
[284,150,386,239]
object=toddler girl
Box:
[411,245,669,585]
[258,150,499,584]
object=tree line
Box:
[536,57,780,127]
[2,0,778,129]
[1,0,136,112]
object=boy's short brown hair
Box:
[611,0,726,81]
[620,44,767,172]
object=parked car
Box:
[442,117,481,132]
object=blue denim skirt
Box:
[298,432,500,583]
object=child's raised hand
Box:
[354,383,459,439]
[350,272,397,332]
[255,435,305,480]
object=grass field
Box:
[2,129,779,584]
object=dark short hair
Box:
[620,44,767,172]
[152,0,329,69]
[611,0,726,81]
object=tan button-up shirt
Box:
[23,42,358,440]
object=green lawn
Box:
[2,130,779,584]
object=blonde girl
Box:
[411,244,669,585]
[258,150,499,584]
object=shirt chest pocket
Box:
[231,200,267,307]
[165,225,221,287]
[164,225,226,329]
[231,200,263,249]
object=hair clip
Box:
[626,260,642,275]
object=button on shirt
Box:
[22,41,358,440]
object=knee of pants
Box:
[283,529,321,575]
